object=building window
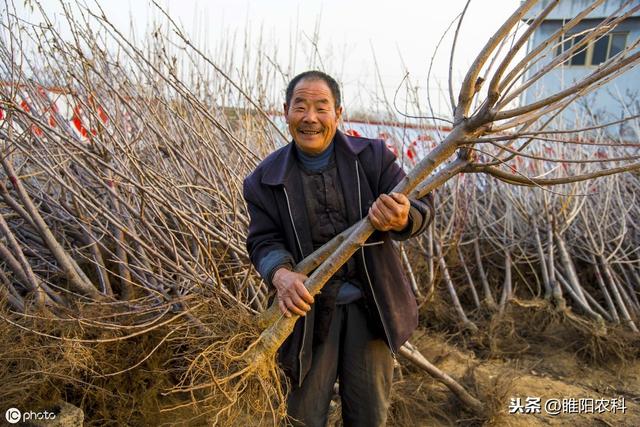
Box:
[556,32,628,66]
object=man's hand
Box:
[273,268,314,317]
[368,192,410,232]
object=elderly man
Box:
[243,70,433,426]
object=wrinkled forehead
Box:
[290,78,335,105]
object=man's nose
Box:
[303,110,318,122]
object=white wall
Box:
[522,13,640,136]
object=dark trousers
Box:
[287,302,394,427]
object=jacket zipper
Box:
[356,160,396,355]
[283,186,304,259]
[282,186,309,387]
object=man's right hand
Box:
[272,268,314,317]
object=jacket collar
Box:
[261,130,369,186]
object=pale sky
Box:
[10,0,521,116]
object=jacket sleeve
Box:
[243,177,295,289]
[376,141,435,241]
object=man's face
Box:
[284,79,343,155]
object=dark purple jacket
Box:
[243,130,433,385]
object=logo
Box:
[5,407,21,424]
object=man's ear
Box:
[283,103,289,122]
[336,106,343,121]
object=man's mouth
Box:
[298,129,322,136]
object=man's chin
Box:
[294,137,326,153]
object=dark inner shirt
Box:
[296,143,363,343]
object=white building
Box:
[522,0,640,137]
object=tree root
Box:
[399,341,485,415]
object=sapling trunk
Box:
[399,341,484,414]
[400,243,422,298]
[2,154,101,299]
[474,238,497,310]
[546,215,566,309]
[457,246,481,309]
[498,249,512,315]
[533,221,552,299]
[436,241,478,332]
[593,259,620,323]
[600,255,639,332]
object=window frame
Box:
[556,31,628,67]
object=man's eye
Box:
[317,109,328,113]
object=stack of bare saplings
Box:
[0,0,638,424]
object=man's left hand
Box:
[368,192,410,232]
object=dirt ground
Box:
[385,319,640,426]
[12,300,633,426]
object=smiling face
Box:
[284,78,343,155]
